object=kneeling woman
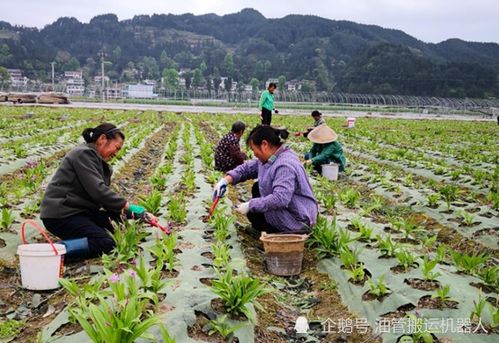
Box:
[213,125,318,233]
[304,124,347,175]
[40,123,152,260]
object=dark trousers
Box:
[42,211,120,258]
[261,108,272,125]
[247,182,279,233]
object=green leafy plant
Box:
[0,207,15,230]
[479,266,499,290]
[212,241,231,270]
[132,257,167,306]
[150,174,167,191]
[309,217,351,259]
[148,233,178,272]
[207,314,245,339]
[395,249,417,272]
[376,234,399,257]
[183,170,196,193]
[138,190,162,215]
[67,270,160,343]
[104,220,149,266]
[339,247,362,270]
[470,293,487,323]
[450,250,489,275]
[420,255,441,281]
[431,284,455,304]
[426,193,441,208]
[317,191,337,212]
[458,210,475,226]
[339,188,361,208]
[347,264,366,284]
[367,275,391,298]
[439,184,459,211]
[207,170,223,185]
[168,193,187,224]
[210,268,269,322]
[0,319,26,339]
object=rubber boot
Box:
[59,237,90,261]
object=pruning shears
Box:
[208,196,220,220]
[145,214,171,234]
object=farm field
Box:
[0,105,497,343]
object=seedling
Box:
[420,255,441,281]
[376,234,399,258]
[470,293,487,323]
[1,208,15,230]
[318,191,336,212]
[367,275,391,298]
[148,233,178,272]
[138,190,162,215]
[439,184,459,211]
[458,210,475,226]
[395,249,416,271]
[450,250,489,275]
[212,241,231,270]
[207,314,245,339]
[402,314,436,343]
[210,267,269,322]
[431,284,455,304]
[426,193,441,208]
[309,217,351,259]
[168,193,187,224]
[207,170,223,185]
[106,220,149,265]
[339,247,362,270]
[348,265,366,283]
[479,266,499,290]
[183,170,196,193]
[339,188,361,208]
[150,175,167,191]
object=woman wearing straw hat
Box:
[304,124,347,175]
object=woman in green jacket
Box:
[304,124,347,174]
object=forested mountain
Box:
[0,8,498,97]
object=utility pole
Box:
[99,51,106,102]
[50,62,55,90]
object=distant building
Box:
[265,78,279,89]
[126,84,157,98]
[7,69,29,88]
[65,71,85,96]
[286,80,302,91]
[94,75,110,84]
[105,85,123,99]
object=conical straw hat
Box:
[307,124,338,144]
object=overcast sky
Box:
[1,0,498,43]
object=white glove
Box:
[234,201,250,215]
[213,178,228,200]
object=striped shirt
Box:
[227,146,318,232]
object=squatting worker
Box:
[213,125,318,233]
[40,123,155,260]
[214,121,247,172]
[259,82,278,125]
[304,124,347,175]
[295,110,326,137]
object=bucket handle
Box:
[21,220,59,256]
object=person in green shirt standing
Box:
[304,124,347,175]
[259,82,278,125]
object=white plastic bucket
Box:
[322,163,339,181]
[18,220,66,290]
[347,117,356,128]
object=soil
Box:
[469,282,497,294]
[390,264,418,274]
[404,278,441,291]
[187,311,239,343]
[417,295,459,309]
[361,290,391,302]
[380,303,416,320]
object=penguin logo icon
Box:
[294,316,309,334]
